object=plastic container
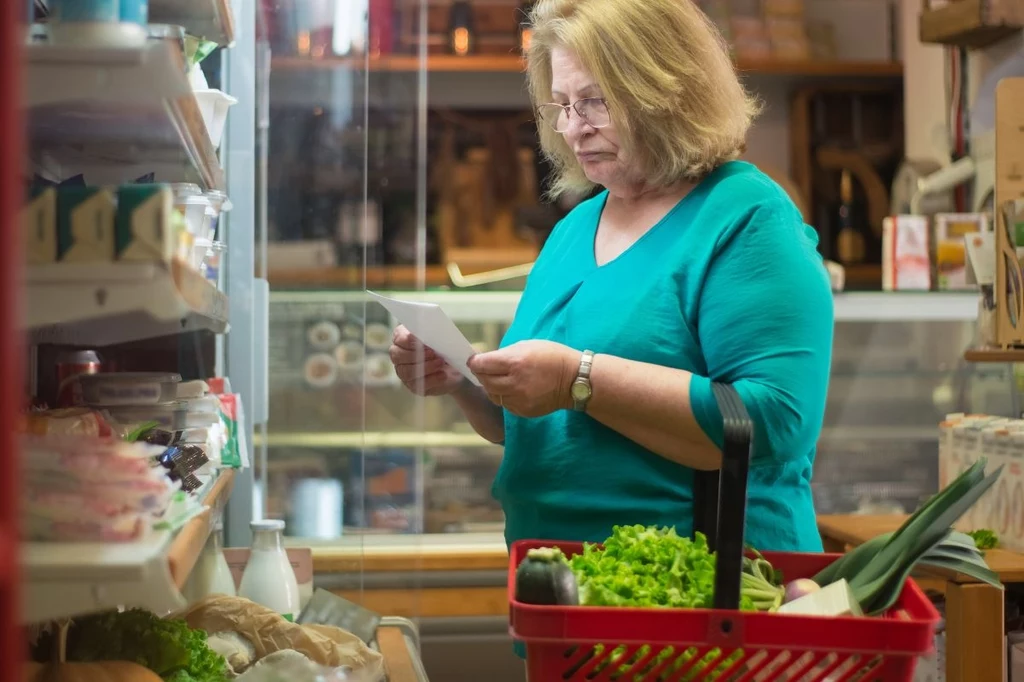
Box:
[508,384,941,682]
[104,401,190,431]
[78,372,181,406]
[202,241,226,284]
[203,190,230,240]
[170,183,211,240]
[194,89,239,150]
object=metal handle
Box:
[446,261,534,288]
[692,382,753,611]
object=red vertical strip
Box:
[0,0,23,676]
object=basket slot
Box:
[781,651,828,682]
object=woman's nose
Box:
[563,113,592,141]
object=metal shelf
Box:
[25,41,225,190]
[257,424,935,451]
[271,290,979,324]
[25,261,229,346]
[21,468,235,624]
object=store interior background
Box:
[250,1,1014,679]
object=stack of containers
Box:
[939,413,1024,550]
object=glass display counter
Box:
[254,288,1008,682]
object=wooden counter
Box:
[818,514,1024,682]
[312,539,510,619]
[378,625,427,682]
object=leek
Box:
[813,459,1004,615]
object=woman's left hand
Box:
[467,340,579,417]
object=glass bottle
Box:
[182,521,237,603]
[238,519,301,621]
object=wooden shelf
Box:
[964,348,1024,363]
[818,513,1024,583]
[919,0,1024,48]
[272,54,902,78]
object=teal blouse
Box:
[494,160,834,554]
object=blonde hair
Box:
[526,0,761,199]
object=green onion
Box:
[813,459,1004,615]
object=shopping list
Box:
[367,291,482,386]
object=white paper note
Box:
[367,291,482,386]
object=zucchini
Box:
[515,547,579,605]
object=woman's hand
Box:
[389,325,465,396]
[467,340,579,417]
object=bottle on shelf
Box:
[238,519,301,621]
[836,169,866,265]
[182,521,237,603]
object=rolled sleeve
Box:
[690,204,833,464]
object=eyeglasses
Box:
[536,97,610,133]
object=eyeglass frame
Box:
[536,97,610,133]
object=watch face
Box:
[571,380,591,401]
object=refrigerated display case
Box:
[7,1,429,679]
[257,286,1011,682]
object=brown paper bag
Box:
[178,595,384,676]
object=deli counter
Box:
[257,289,1011,682]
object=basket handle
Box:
[692,382,753,611]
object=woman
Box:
[389,0,833,554]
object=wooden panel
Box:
[378,626,421,682]
[334,586,507,618]
[315,546,509,573]
[271,55,902,77]
[945,582,1005,682]
[818,513,1024,583]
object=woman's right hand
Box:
[389,324,465,396]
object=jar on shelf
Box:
[238,519,301,621]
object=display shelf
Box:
[271,54,903,77]
[21,468,236,624]
[259,424,935,451]
[150,0,236,47]
[832,291,978,321]
[271,289,978,323]
[258,431,501,449]
[25,41,225,191]
[25,260,229,346]
[919,0,1023,48]
[964,348,1024,363]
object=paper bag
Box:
[178,595,384,676]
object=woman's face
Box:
[549,47,635,191]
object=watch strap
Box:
[572,349,595,411]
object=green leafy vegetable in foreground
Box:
[969,528,999,550]
[35,608,227,682]
[567,525,782,611]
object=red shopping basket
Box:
[508,384,941,682]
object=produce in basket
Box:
[514,458,1002,618]
[515,525,784,611]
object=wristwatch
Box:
[570,350,595,412]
